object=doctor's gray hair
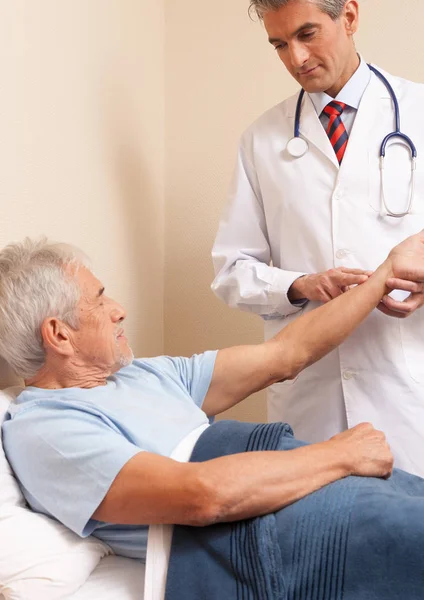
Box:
[0,237,90,380]
[249,0,347,20]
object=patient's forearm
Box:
[199,441,350,524]
[270,261,392,381]
[93,420,390,527]
[204,262,392,416]
[93,442,350,527]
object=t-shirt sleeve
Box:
[3,405,142,537]
[138,350,218,409]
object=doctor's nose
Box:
[289,43,309,70]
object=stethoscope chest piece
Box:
[287,136,309,158]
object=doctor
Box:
[212,0,424,476]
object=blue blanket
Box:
[165,421,424,599]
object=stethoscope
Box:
[286,64,418,218]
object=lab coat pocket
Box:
[400,315,424,383]
[368,144,424,215]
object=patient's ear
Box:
[41,318,73,357]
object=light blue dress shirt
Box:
[309,56,371,135]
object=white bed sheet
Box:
[70,555,145,600]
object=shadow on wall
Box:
[0,358,22,390]
[98,71,164,356]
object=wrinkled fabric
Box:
[166,420,424,600]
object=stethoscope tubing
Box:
[368,64,417,158]
[290,64,417,218]
[292,64,417,159]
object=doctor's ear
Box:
[343,0,359,35]
[41,317,74,357]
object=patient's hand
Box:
[328,423,393,479]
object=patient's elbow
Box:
[185,468,226,527]
[280,344,311,382]
[266,338,306,385]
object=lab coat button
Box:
[343,370,355,380]
[336,249,350,259]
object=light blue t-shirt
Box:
[2,352,217,561]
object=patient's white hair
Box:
[0,237,90,379]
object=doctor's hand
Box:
[378,230,424,318]
[377,283,424,318]
[328,423,393,480]
[288,267,371,304]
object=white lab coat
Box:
[212,67,424,476]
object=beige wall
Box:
[164,0,424,423]
[0,1,165,387]
[1,1,423,416]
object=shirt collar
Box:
[309,56,372,116]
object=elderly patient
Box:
[3,234,424,600]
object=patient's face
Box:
[69,267,134,374]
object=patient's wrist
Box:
[373,260,395,294]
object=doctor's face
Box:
[263,0,359,97]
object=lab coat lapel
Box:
[340,70,392,172]
[294,92,339,169]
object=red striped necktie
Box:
[322,101,348,164]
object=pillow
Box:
[0,506,110,600]
[0,388,26,508]
[0,388,110,600]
